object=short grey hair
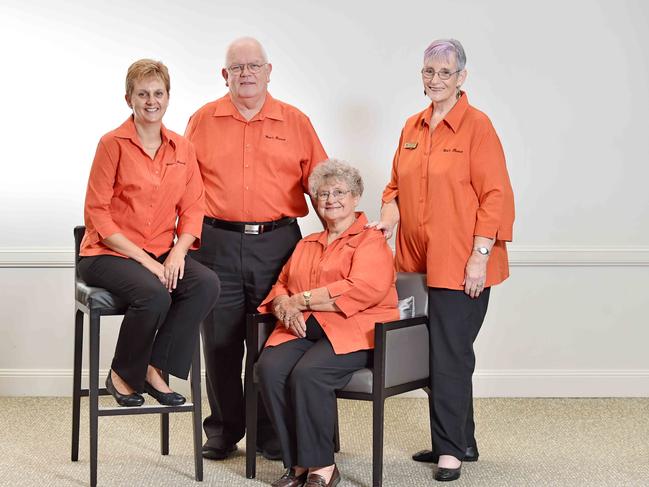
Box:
[308,159,364,198]
[225,36,269,65]
[424,39,466,71]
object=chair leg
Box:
[160,371,170,455]
[372,396,385,487]
[424,386,434,449]
[71,309,83,461]
[190,340,203,481]
[89,311,100,487]
[245,382,258,479]
[333,399,341,453]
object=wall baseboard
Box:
[2,368,647,398]
[2,247,649,268]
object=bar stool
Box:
[70,226,203,486]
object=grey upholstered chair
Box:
[244,272,429,487]
[70,226,203,487]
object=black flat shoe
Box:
[105,372,144,407]
[434,465,461,482]
[413,445,479,463]
[144,381,186,406]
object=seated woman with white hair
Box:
[256,159,399,487]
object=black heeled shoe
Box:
[105,372,144,407]
[144,381,186,406]
[434,464,462,482]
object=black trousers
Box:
[427,287,490,459]
[257,317,371,468]
[190,220,301,449]
[78,253,220,392]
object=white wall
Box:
[1,0,648,396]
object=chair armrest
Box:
[374,316,429,389]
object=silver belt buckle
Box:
[244,224,262,235]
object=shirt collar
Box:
[212,92,284,121]
[113,116,177,150]
[420,91,469,133]
[305,212,368,244]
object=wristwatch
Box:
[302,290,312,309]
[474,246,490,256]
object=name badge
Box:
[404,142,418,149]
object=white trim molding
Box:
[0,248,74,268]
[2,368,648,398]
[1,247,649,268]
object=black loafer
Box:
[202,443,237,460]
[434,465,461,482]
[105,372,144,407]
[144,381,186,406]
[413,445,478,463]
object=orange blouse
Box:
[185,93,328,222]
[80,117,205,258]
[382,93,515,289]
[258,213,399,355]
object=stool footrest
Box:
[80,388,109,397]
[98,403,195,416]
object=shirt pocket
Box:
[320,240,358,284]
[163,159,188,203]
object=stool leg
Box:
[71,309,83,461]
[160,371,170,455]
[89,311,100,487]
[190,339,203,481]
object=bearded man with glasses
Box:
[186,37,328,462]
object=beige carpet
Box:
[1,397,647,486]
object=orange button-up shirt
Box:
[382,93,515,290]
[185,93,328,222]
[258,213,399,355]
[80,117,205,258]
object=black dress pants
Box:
[257,317,371,468]
[78,253,220,392]
[190,221,301,449]
[427,287,490,459]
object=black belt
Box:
[204,216,296,235]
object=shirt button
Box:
[245,164,249,168]
[245,186,249,190]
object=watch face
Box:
[476,247,489,255]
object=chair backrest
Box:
[395,272,427,317]
[73,226,86,280]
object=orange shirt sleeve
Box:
[470,120,515,241]
[326,230,396,318]
[298,116,328,192]
[382,129,404,204]
[84,139,122,241]
[175,144,205,249]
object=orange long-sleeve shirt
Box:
[382,93,515,290]
[258,213,399,355]
[80,117,205,258]
[185,93,328,222]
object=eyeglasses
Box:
[227,63,267,75]
[421,67,461,80]
[316,189,351,201]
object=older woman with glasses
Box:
[256,159,398,487]
[369,39,515,482]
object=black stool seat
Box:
[76,280,127,311]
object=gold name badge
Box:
[404,142,418,149]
